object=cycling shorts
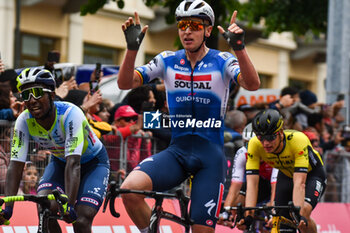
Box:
[37,147,110,210]
[135,135,227,228]
[275,165,326,220]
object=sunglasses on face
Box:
[257,132,278,142]
[122,116,138,122]
[177,20,208,31]
[21,87,52,102]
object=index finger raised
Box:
[134,12,141,25]
[230,10,238,25]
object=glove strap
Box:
[222,31,245,51]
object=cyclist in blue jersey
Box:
[118,1,260,232]
[0,68,110,233]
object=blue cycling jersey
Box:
[136,49,240,145]
[11,101,103,164]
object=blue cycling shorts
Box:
[37,147,110,210]
[135,135,227,228]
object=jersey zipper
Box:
[190,68,195,133]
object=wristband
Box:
[221,31,245,51]
[300,216,308,226]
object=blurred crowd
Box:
[0,53,349,201]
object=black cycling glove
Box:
[124,24,145,50]
[221,30,245,51]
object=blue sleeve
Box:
[0,109,15,121]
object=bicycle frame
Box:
[103,181,194,233]
[0,190,68,233]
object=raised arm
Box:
[118,12,148,90]
[218,11,260,91]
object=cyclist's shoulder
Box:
[214,50,236,62]
[284,130,309,144]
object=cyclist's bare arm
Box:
[5,161,26,205]
[224,182,243,208]
[118,50,143,90]
[292,172,306,213]
[65,155,81,205]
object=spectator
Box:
[268,86,298,111]
[96,100,112,123]
[224,110,246,144]
[0,85,24,121]
[124,85,156,113]
[0,125,11,194]
[18,163,38,195]
[64,89,112,138]
[294,90,321,130]
[103,105,151,180]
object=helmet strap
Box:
[39,94,55,121]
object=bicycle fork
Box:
[149,197,164,233]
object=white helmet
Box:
[242,123,256,142]
[175,0,215,26]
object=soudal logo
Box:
[81,197,99,206]
[174,73,212,89]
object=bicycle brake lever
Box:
[102,192,110,213]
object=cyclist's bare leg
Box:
[73,205,98,233]
[299,202,317,233]
[192,224,214,233]
[120,170,153,230]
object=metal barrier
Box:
[323,150,350,202]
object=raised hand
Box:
[217,11,245,51]
[122,12,148,50]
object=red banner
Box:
[0,201,348,233]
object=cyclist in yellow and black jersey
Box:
[238,109,326,233]
[246,129,323,178]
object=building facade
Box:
[0,0,327,102]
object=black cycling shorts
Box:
[275,165,326,218]
[240,176,272,204]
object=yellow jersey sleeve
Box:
[246,137,262,175]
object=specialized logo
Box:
[204,199,216,216]
[174,73,212,89]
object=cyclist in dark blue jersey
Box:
[117,1,260,232]
[0,68,110,233]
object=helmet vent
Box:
[41,72,51,78]
[184,2,191,10]
[32,69,41,76]
[194,2,205,9]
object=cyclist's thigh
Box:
[77,152,110,211]
[37,156,65,193]
[190,142,226,229]
[305,167,327,209]
[136,146,188,191]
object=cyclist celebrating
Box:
[238,109,326,233]
[117,0,260,232]
[0,68,110,233]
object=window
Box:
[83,44,119,65]
[288,79,310,90]
[20,34,56,67]
[259,74,272,88]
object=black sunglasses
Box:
[257,132,278,142]
[122,116,138,122]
